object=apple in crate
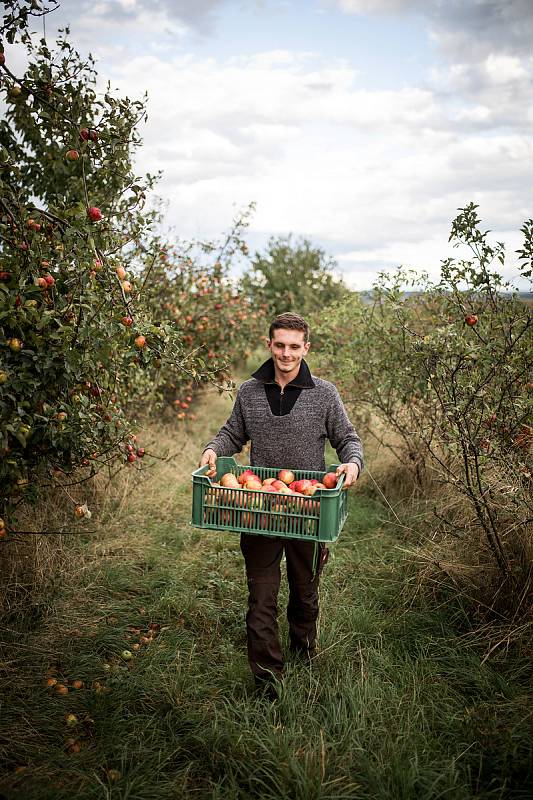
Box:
[244,477,263,490]
[238,469,257,485]
[278,469,295,484]
[220,472,240,488]
[293,479,312,494]
[322,472,338,489]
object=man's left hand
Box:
[335,463,360,488]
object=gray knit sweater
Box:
[204,373,364,473]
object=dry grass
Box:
[0,381,238,623]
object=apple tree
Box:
[0,1,215,534]
[241,234,349,319]
[313,205,532,586]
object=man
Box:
[199,312,363,695]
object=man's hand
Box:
[199,448,217,478]
[335,463,359,488]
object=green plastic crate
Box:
[191,456,348,543]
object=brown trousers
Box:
[239,533,329,680]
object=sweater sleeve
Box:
[203,389,249,457]
[325,387,364,472]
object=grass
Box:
[1,382,532,799]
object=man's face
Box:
[268,328,310,375]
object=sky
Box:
[11,0,533,289]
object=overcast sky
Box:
[15,1,533,289]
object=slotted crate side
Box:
[191,457,348,542]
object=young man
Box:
[199,312,363,693]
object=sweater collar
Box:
[251,357,315,389]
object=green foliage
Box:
[313,204,533,583]
[0,2,266,529]
[242,234,349,320]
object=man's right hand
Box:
[199,448,217,478]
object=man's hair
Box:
[269,312,310,342]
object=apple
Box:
[80,128,90,141]
[136,448,145,458]
[220,472,240,488]
[71,679,84,689]
[244,478,263,490]
[65,713,78,727]
[56,412,67,422]
[120,316,133,326]
[66,149,79,161]
[37,277,47,288]
[8,338,22,352]
[116,266,127,280]
[0,271,11,281]
[121,650,133,661]
[238,469,256,485]
[9,83,22,97]
[44,274,55,286]
[293,479,312,493]
[0,371,8,384]
[278,469,295,484]
[465,314,478,327]
[0,53,5,66]
[262,477,276,485]
[134,335,146,349]
[0,518,5,530]
[127,453,136,463]
[87,206,102,222]
[55,684,69,695]
[122,280,132,293]
[89,129,99,142]
[322,472,338,489]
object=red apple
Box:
[136,448,145,458]
[278,469,295,484]
[66,149,79,161]
[80,128,90,141]
[87,206,102,222]
[116,266,127,280]
[244,478,263,490]
[293,479,312,493]
[0,271,11,281]
[37,277,48,288]
[465,314,478,327]
[238,469,256,485]
[134,335,146,349]
[127,453,136,463]
[322,472,338,489]
[45,274,55,286]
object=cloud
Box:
[332,0,533,62]
[50,0,229,32]
[94,45,532,293]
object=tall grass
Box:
[1,382,532,798]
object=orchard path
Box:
[1,381,531,799]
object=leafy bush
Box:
[313,204,533,589]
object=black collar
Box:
[251,358,315,389]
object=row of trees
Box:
[312,204,533,612]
